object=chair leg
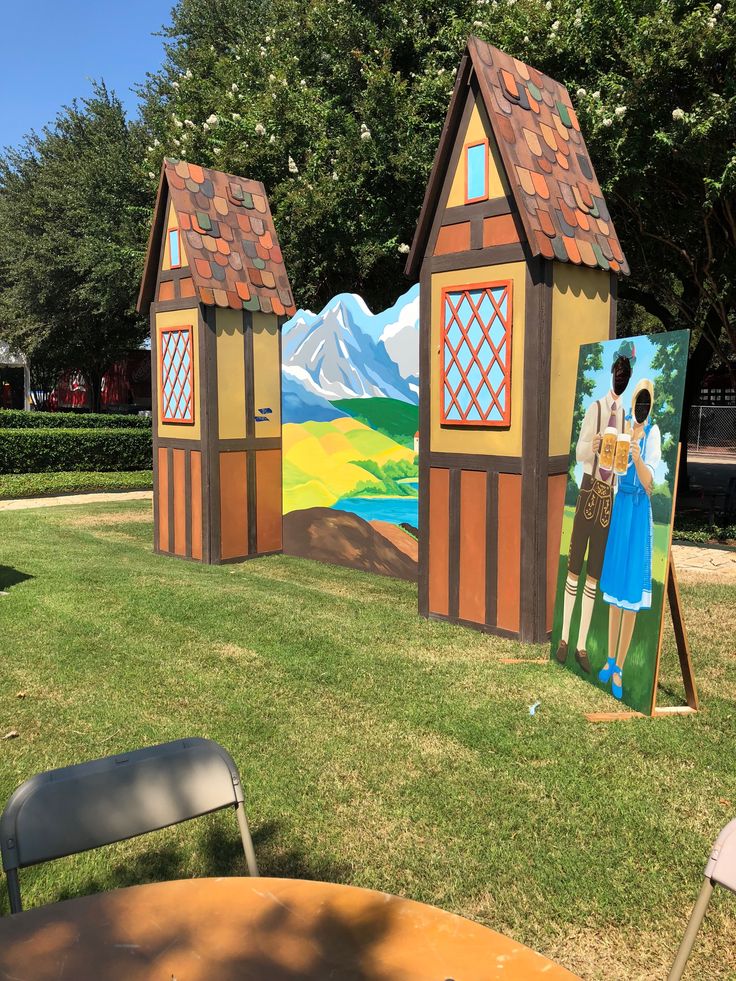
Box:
[6,869,22,914]
[235,802,259,877]
[668,878,714,981]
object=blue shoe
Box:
[612,668,623,700]
[598,657,617,684]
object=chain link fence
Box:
[688,406,736,457]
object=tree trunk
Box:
[85,369,104,413]
[678,332,713,493]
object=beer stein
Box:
[599,426,617,471]
[614,432,631,475]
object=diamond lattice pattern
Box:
[161,328,194,423]
[441,284,512,426]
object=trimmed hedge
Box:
[0,409,152,430]
[0,471,153,500]
[0,428,152,474]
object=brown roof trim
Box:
[137,163,168,315]
[404,54,472,280]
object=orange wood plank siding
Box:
[434,222,471,256]
[158,280,175,301]
[157,447,169,552]
[496,473,521,633]
[190,451,203,561]
[179,277,196,298]
[172,449,186,556]
[458,470,487,624]
[256,449,282,553]
[428,468,450,616]
[483,213,522,247]
[219,452,248,560]
[546,474,567,633]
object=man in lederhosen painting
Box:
[556,341,636,672]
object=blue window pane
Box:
[169,229,181,267]
[466,143,487,201]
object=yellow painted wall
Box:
[155,307,200,440]
[549,265,611,456]
[447,100,510,207]
[161,200,189,271]
[252,312,281,438]
[430,262,526,457]
[216,308,247,439]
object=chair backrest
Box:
[705,817,736,893]
[0,738,245,874]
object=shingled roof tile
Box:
[401,39,629,279]
[137,159,295,316]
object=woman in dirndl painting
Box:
[597,379,661,700]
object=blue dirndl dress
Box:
[600,422,655,612]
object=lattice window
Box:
[160,327,194,424]
[440,282,512,427]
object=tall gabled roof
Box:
[138,159,296,316]
[406,37,629,279]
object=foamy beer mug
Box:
[599,426,617,471]
[614,432,631,475]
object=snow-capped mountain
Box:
[282,287,419,417]
[379,288,420,398]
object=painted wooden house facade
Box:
[138,159,296,564]
[405,38,629,642]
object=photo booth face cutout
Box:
[610,340,636,397]
[612,356,632,396]
[631,378,654,426]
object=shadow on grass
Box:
[45,818,353,909]
[0,566,33,592]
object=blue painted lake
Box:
[333,492,418,527]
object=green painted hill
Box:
[332,398,418,448]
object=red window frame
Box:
[159,326,195,425]
[464,139,489,204]
[168,227,182,269]
[439,281,512,428]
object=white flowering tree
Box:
[139,2,733,383]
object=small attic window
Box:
[168,228,182,269]
[465,140,489,204]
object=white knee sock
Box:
[561,574,577,644]
[577,577,597,650]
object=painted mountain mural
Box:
[282,286,420,580]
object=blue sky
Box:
[1,1,173,151]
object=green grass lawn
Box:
[1,502,735,980]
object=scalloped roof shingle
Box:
[138,159,295,316]
[406,37,629,278]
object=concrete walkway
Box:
[0,490,153,512]
[672,540,736,583]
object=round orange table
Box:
[0,877,579,980]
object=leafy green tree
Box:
[139,0,734,490]
[0,85,150,411]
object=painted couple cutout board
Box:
[551,331,690,714]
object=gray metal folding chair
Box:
[669,817,736,980]
[0,737,259,914]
